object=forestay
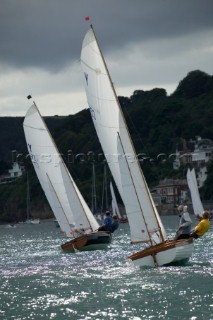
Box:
[81,27,166,244]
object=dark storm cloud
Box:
[0,0,213,71]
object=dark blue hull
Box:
[61,231,112,252]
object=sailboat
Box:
[187,168,204,218]
[23,99,111,252]
[110,181,128,223]
[80,25,193,267]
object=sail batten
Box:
[81,27,166,244]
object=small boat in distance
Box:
[23,99,111,252]
[81,25,193,267]
[187,168,204,218]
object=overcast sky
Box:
[0,0,213,116]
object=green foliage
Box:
[0,69,213,222]
[0,161,10,175]
[173,70,213,98]
[200,161,213,200]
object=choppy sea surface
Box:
[0,216,212,320]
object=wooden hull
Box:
[61,231,112,252]
[128,239,194,267]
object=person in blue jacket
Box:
[98,211,112,232]
[111,215,119,233]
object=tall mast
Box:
[92,161,97,215]
[89,25,164,243]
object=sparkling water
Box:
[0,216,212,320]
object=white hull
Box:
[128,239,194,267]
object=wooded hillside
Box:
[0,70,213,222]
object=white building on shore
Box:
[8,162,24,178]
[173,136,213,187]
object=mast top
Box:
[84,16,93,29]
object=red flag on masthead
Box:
[85,16,90,21]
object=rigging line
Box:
[89,25,162,242]
[46,173,71,228]
[117,131,153,245]
[122,102,151,158]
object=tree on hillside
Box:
[201,161,213,200]
[173,70,213,98]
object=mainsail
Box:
[81,27,166,245]
[187,168,204,217]
[23,103,99,237]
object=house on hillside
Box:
[0,161,25,184]
[173,136,213,187]
[155,179,188,205]
[8,161,25,178]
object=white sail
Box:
[81,27,166,244]
[59,160,99,231]
[110,181,121,219]
[46,173,74,236]
[187,168,204,217]
[23,103,99,237]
